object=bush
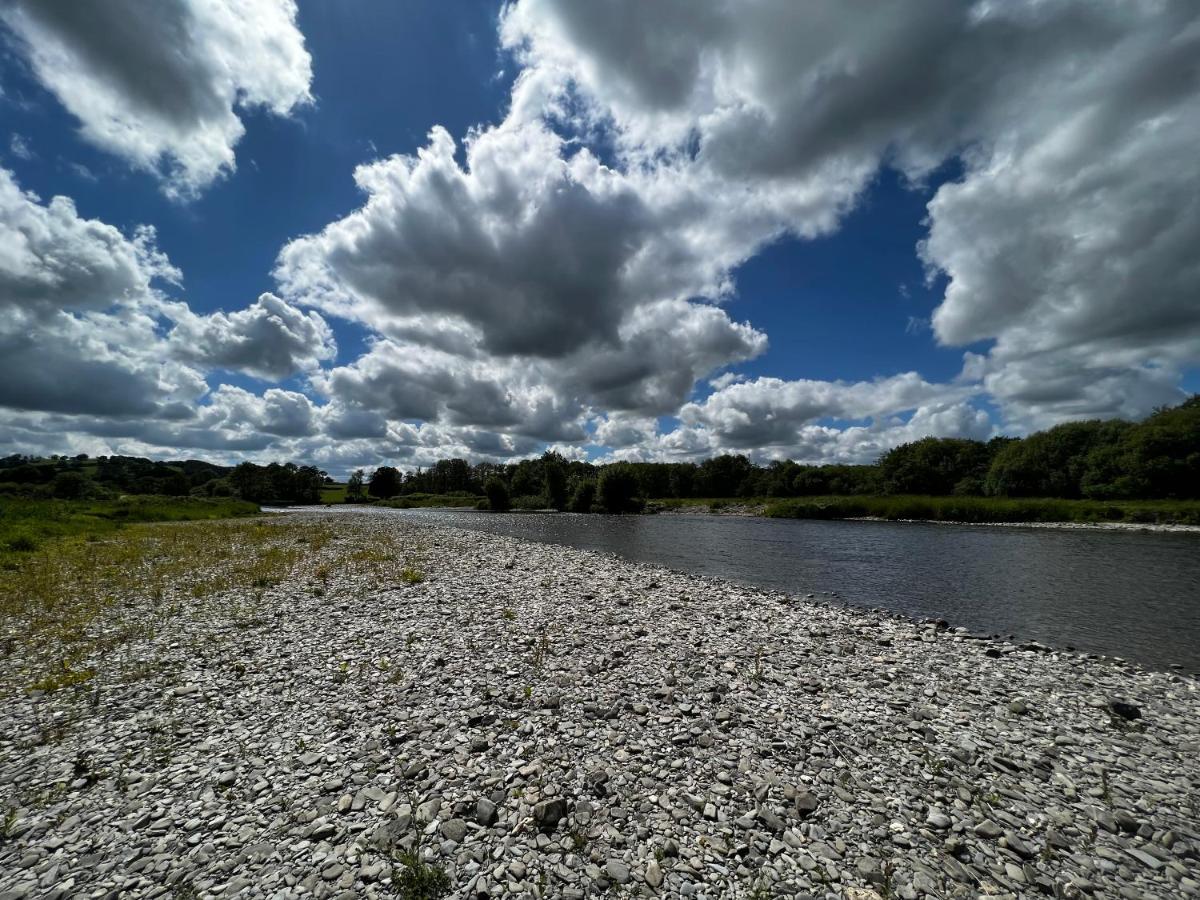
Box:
[484,478,510,512]
[511,494,548,510]
[597,464,642,513]
[367,466,403,499]
[50,471,88,500]
[569,480,596,513]
[6,533,38,552]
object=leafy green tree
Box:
[510,459,542,497]
[598,464,642,513]
[880,438,992,496]
[484,477,510,512]
[986,420,1129,498]
[346,469,365,502]
[542,451,568,510]
[696,454,753,497]
[368,466,403,499]
[1105,396,1200,498]
[569,479,596,512]
[50,471,88,499]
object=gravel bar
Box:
[2,510,1198,899]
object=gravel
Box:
[1,509,1198,899]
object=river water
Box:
[319,507,1200,672]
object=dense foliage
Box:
[0,454,329,505]
[2,397,1195,513]
[360,396,1199,509]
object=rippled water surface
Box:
[323,507,1200,672]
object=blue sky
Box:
[1,1,1196,473]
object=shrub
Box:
[484,478,510,512]
[598,464,643,513]
[6,533,38,552]
[569,480,596,513]
[511,494,547,511]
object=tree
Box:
[880,438,992,496]
[369,466,403,499]
[542,451,568,510]
[1094,396,1200,498]
[696,454,753,497]
[346,469,365,502]
[986,421,1128,498]
[569,479,596,512]
[598,464,642,513]
[510,459,542,497]
[484,478,510,512]
[50,471,88,499]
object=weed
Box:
[501,607,516,622]
[7,534,38,552]
[747,876,772,899]
[332,660,350,685]
[1,808,17,842]
[400,566,424,584]
[27,661,95,693]
[392,849,451,899]
[531,626,551,670]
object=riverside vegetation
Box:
[2,396,1197,524]
[345,397,1200,524]
[1,508,1197,899]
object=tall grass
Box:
[762,495,1200,525]
[0,496,259,554]
[376,492,481,509]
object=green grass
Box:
[377,492,481,509]
[762,495,1200,525]
[649,497,768,512]
[0,496,260,555]
[319,483,348,503]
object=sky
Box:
[1,0,1197,477]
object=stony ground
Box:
[1,510,1198,900]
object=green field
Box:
[761,495,1200,525]
[0,496,261,556]
[319,483,348,503]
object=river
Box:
[309,507,1200,672]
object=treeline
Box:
[2,397,1195,510]
[356,396,1199,510]
[0,455,330,505]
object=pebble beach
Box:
[1,510,1198,899]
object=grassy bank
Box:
[0,511,432,697]
[762,495,1200,525]
[650,497,768,513]
[376,492,482,510]
[0,496,260,556]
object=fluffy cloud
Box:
[276,121,768,435]
[679,373,977,449]
[164,293,335,380]
[0,306,203,418]
[6,3,1198,468]
[0,168,178,314]
[503,0,1200,427]
[0,0,312,197]
[0,170,329,456]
